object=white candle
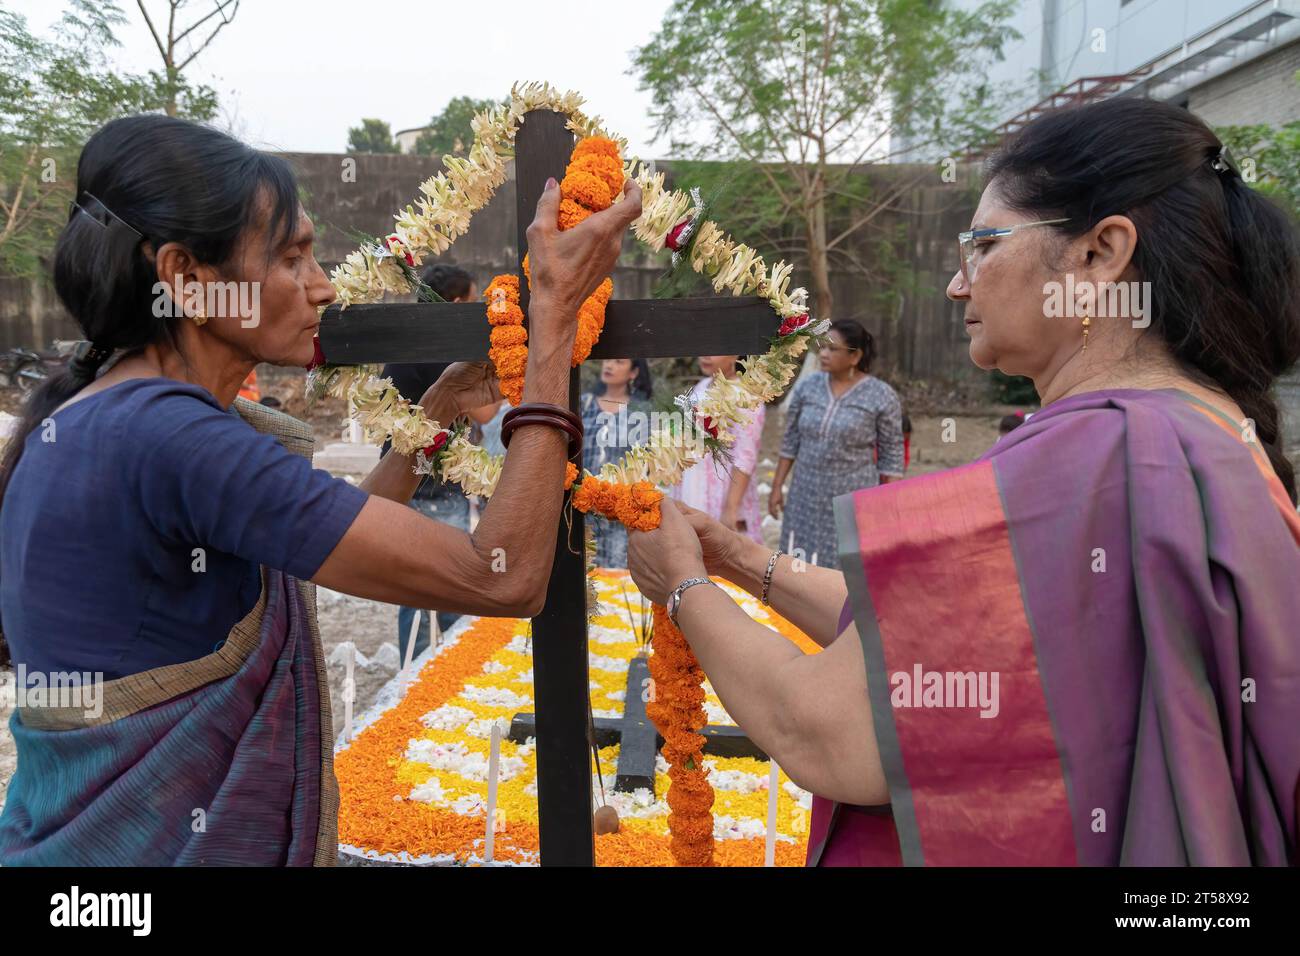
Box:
[343,642,355,743]
[484,720,503,863]
[403,612,421,672]
[811,551,818,568]
[764,760,780,867]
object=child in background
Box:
[670,355,765,542]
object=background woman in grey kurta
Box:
[771,320,904,566]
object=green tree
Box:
[1216,75,1300,219]
[414,96,503,158]
[633,0,1018,323]
[0,2,166,278]
[347,117,397,154]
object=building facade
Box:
[954,0,1300,136]
[931,0,1300,480]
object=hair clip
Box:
[1209,145,1241,179]
[69,340,112,372]
[69,192,144,246]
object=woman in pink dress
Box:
[669,355,765,542]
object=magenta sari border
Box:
[990,456,1083,859]
[834,489,926,866]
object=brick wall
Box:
[1188,38,1300,127]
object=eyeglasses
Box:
[957,218,1069,283]
[819,344,858,354]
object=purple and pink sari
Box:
[812,388,1300,866]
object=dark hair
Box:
[0,115,300,516]
[0,116,299,660]
[419,263,474,302]
[594,357,654,400]
[829,319,874,372]
[986,97,1300,503]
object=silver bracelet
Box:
[760,550,782,605]
[667,577,713,626]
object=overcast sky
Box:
[10,0,676,157]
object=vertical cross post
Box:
[514,109,593,866]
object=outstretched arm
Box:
[675,501,847,647]
[628,499,887,805]
[314,177,643,618]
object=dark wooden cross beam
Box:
[506,654,767,795]
[319,109,775,866]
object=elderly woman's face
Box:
[201,199,336,368]
[946,182,1075,379]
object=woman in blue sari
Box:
[629,97,1300,866]
[0,115,642,865]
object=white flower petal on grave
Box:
[782,779,814,810]
[504,635,533,656]
[458,684,531,710]
[420,704,475,731]
[408,777,452,806]
[587,652,627,673]
[713,815,767,841]
[465,717,510,739]
[405,738,525,784]
[704,766,766,793]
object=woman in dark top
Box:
[0,115,641,865]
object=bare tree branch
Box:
[682,76,802,209]
[135,0,169,62]
[173,0,239,47]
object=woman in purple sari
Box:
[0,116,642,865]
[628,98,1300,866]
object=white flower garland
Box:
[311,81,825,498]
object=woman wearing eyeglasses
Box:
[768,320,904,567]
[629,97,1300,866]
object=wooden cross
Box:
[319,109,774,866]
[506,653,767,795]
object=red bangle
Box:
[503,402,583,433]
[501,409,583,459]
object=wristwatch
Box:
[667,577,713,626]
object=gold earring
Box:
[1081,315,1090,351]
[192,306,207,327]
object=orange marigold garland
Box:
[484,136,622,405]
[647,603,716,866]
[485,274,527,406]
[570,476,663,531]
[571,482,715,866]
[480,133,713,865]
